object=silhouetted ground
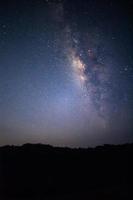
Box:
[0,143,133,199]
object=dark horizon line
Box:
[0,142,133,150]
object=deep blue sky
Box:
[0,0,133,147]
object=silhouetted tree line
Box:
[0,143,133,199]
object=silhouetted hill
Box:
[0,143,133,199]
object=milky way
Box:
[0,0,133,147]
[55,1,110,128]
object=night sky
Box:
[0,0,133,147]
